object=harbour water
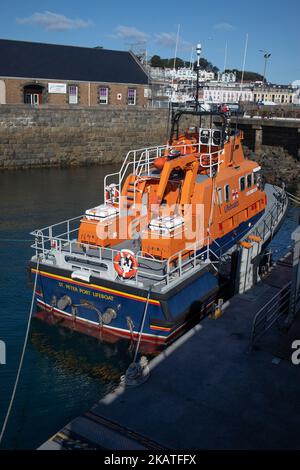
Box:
[0,165,299,449]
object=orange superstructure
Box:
[78,111,267,262]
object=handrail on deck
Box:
[103,135,224,209]
[30,222,219,288]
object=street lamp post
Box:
[196,43,202,111]
[259,50,271,85]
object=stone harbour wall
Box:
[0,105,299,177]
[0,105,171,170]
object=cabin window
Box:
[246,174,252,188]
[217,188,223,204]
[99,87,108,104]
[239,176,245,192]
[253,172,258,185]
[128,88,136,105]
[224,184,230,203]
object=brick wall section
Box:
[2,78,147,107]
[0,106,170,169]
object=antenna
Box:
[223,41,228,73]
[240,33,249,91]
[190,46,194,71]
[196,42,202,111]
[173,24,180,70]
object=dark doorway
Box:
[24,84,44,105]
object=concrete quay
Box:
[39,250,300,450]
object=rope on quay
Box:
[0,257,40,446]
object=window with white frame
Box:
[246,174,252,188]
[69,85,78,104]
[224,184,230,202]
[99,87,108,104]
[239,176,246,192]
[217,188,223,204]
[127,88,136,105]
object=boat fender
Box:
[102,308,117,324]
[57,295,72,311]
[114,249,138,279]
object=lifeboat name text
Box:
[224,201,239,212]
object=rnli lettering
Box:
[246,187,258,196]
[58,282,114,301]
[224,201,239,212]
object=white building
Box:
[292,80,300,105]
[217,72,237,83]
[149,66,215,83]
[203,83,253,104]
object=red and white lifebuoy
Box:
[114,249,138,279]
[51,239,58,249]
[112,185,119,202]
[105,184,120,204]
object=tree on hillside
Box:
[150,55,219,72]
[150,55,163,67]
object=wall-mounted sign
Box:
[48,83,67,94]
[117,93,122,100]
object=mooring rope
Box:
[0,257,40,446]
[0,239,32,243]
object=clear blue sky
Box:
[1,0,299,84]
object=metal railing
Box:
[247,188,288,243]
[249,281,291,351]
[31,217,220,290]
[103,131,224,208]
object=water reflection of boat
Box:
[29,107,288,347]
[33,311,164,355]
[30,318,134,383]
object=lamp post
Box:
[259,50,271,85]
[196,43,202,111]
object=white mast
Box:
[240,33,249,91]
[223,41,228,73]
[173,23,180,71]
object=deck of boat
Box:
[33,183,287,295]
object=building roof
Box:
[0,39,148,85]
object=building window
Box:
[99,87,108,104]
[246,174,252,188]
[240,176,245,192]
[69,85,78,104]
[224,184,230,203]
[128,88,136,105]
